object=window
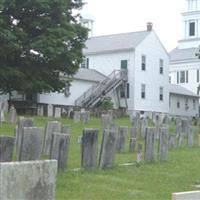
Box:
[81,58,89,68]
[120,83,129,98]
[193,99,196,110]
[177,101,180,108]
[159,87,163,101]
[180,71,185,83]
[197,69,199,82]
[177,71,179,84]
[141,84,146,99]
[159,59,164,74]
[121,60,128,70]
[141,55,146,71]
[169,76,171,83]
[185,98,189,110]
[189,22,195,36]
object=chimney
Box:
[147,22,153,31]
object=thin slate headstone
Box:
[176,118,182,137]
[0,109,5,122]
[74,111,81,123]
[158,128,168,161]
[137,144,143,163]
[16,118,33,157]
[81,111,90,124]
[43,121,62,155]
[54,107,61,118]
[99,129,117,169]
[168,135,176,149]
[129,127,137,152]
[18,127,43,161]
[177,132,184,148]
[8,105,17,123]
[47,104,53,117]
[50,133,70,171]
[62,125,71,134]
[101,114,112,131]
[187,125,193,147]
[0,160,57,200]
[116,126,128,153]
[144,128,155,162]
[0,136,15,162]
[141,117,148,138]
[81,128,98,169]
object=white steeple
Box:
[178,0,200,48]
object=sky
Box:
[81,0,187,52]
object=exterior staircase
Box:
[75,69,128,108]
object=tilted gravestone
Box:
[99,129,117,169]
[176,118,182,137]
[129,127,137,152]
[144,128,155,162]
[116,126,128,153]
[137,144,143,163]
[62,125,71,134]
[50,133,70,171]
[8,105,17,123]
[0,160,57,200]
[81,128,98,169]
[0,136,15,162]
[18,127,43,161]
[16,118,33,158]
[73,111,81,123]
[158,128,168,161]
[43,121,62,155]
[101,114,113,131]
[187,125,193,147]
[141,117,148,138]
[172,191,200,200]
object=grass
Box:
[1,115,200,200]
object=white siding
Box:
[134,32,169,113]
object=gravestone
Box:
[101,114,112,130]
[176,118,182,137]
[116,126,128,153]
[137,144,143,163]
[0,136,15,162]
[8,105,17,123]
[47,104,53,117]
[81,128,98,169]
[144,128,155,162]
[0,109,5,122]
[141,117,148,138]
[182,119,190,137]
[50,133,70,171]
[62,125,71,134]
[0,160,57,200]
[74,111,81,123]
[43,121,62,155]
[187,125,193,147]
[168,135,176,149]
[172,191,200,200]
[54,107,61,118]
[99,129,117,169]
[129,127,137,152]
[37,105,44,116]
[16,118,33,157]
[18,127,43,161]
[2,100,8,113]
[158,128,168,161]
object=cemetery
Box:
[1,107,200,200]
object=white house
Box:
[169,0,200,95]
[169,84,199,117]
[77,23,170,114]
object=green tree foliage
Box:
[99,97,114,111]
[0,0,88,95]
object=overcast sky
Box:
[81,0,187,52]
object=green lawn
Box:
[1,116,200,200]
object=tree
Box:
[0,0,88,97]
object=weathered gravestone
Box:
[99,129,117,169]
[0,109,5,122]
[116,126,128,153]
[8,105,17,123]
[0,136,15,162]
[176,118,182,137]
[129,127,137,152]
[43,121,61,155]
[137,144,143,163]
[18,127,43,161]
[0,160,57,200]
[50,133,70,171]
[101,114,113,131]
[172,191,200,200]
[168,135,176,149]
[182,119,191,137]
[81,129,98,169]
[16,117,33,157]
[54,107,61,118]
[62,125,71,134]
[144,128,155,162]
[141,117,148,138]
[47,104,53,117]
[74,111,81,123]
[81,111,90,124]
[158,128,168,161]
[187,125,193,147]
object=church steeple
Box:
[178,0,200,48]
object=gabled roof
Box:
[83,31,150,55]
[169,84,199,98]
[74,68,106,82]
[170,47,199,62]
